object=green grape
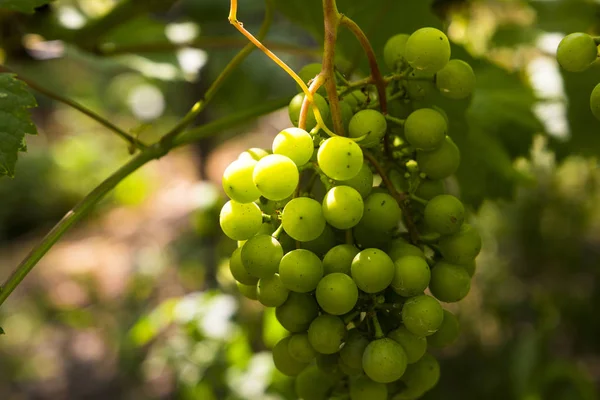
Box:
[424,194,465,235]
[556,32,598,72]
[279,231,297,254]
[308,314,348,354]
[388,238,426,262]
[219,200,262,241]
[337,162,373,198]
[240,234,283,278]
[316,353,343,376]
[339,356,363,377]
[282,197,326,242]
[340,329,370,369]
[401,295,444,337]
[438,223,482,264]
[463,259,476,277]
[404,108,447,151]
[222,158,261,203]
[388,326,427,364]
[435,59,476,99]
[253,154,299,201]
[350,376,388,400]
[362,338,408,383]
[295,365,335,400]
[289,92,330,132]
[345,90,368,110]
[322,186,364,229]
[429,261,471,303]
[236,282,258,300]
[301,224,337,257]
[405,27,451,74]
[257,274,290,307]
[415,179,445,200]
[297,63,326,95]
[272,336,309,376]
[351,248,395,293]
[348,109,388,147]
[390,256,431,297]
[276,292,320,332]
[590,82,600,120]
[323,244,360,275]
[427,309,460,348]
[400,353,440,394]
[316,272,359,315]
[387,97,413,120]
[353,221,393,250]
[279,249,324,293]
[384,33,410,71]
[288,333,317,363]
[405,70,435,100]
[318,137,364,181]
[256,222,277,236]
[238,147,269,161]
[272,127,314,167]
[416,136,460,180]
[391,387,425,400]
[229,247,259,285]
[360,192,402,232]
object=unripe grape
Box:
[353,221,392,250]
[348,109,388,147]
[405,70,435,100]
[424,194,465,235]
[351,248,395,293]
[388,238,426,262]
[405,27,451,74]
[590,82,600,120]
[415,179,445,200]
[301,224,336,257]
[257,274,290,307]
[463,259,476,277]
[288,333,317,363]
[308,314,348,354]
[316,353,343,376]
[416,136,460,179]
[401,295,444,336]
[345,90,368,110]
[238,147,269,161]
[222,158,261,203]
[400,353,440,394]
[289,92,330,132]
[361,192,402,232]
[390,255,431,297]
[295,365,334,400]
[337,162,373,198]
[438,223,482,264]
[362,338,408,383]
[350,376,388,400]
[279,249,323,293]
[323,244,360,275]
[275,292,319,332]
[272,127,314,166]
[322,186,364,229]
[404,108,447,151]
[272,336,309,376]
[282,197,326,242]
[229,247,259,285]
[429,261,471,302]
[436,59,476,99]
[384,34,410,71]
[297,63,326,95]
[340,329,370,369]
[241,234,283,278]
[253,154,299,201]
[339,357,363,377]
[388,326,427,364]
[427,309,460,348]
[219,200,262,240]
[316,272,359,315]
[236,282,258,300]
[318,137,364,181]
[556,32,598,72]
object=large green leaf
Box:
[0,73,38,178]
[0,0,48,13]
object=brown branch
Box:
[320,0,344,135]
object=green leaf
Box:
[0,0,49,14]
[0,73,38,178]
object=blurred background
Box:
[0,0,599,399]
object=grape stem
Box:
[299,74,325,130]
[363,151,420,245]
[271,224,284,240]
[385,115,405,127]
[370,313,385,339]
[375,303,402,311]
[409,193,428,206]
[343,310,361,324]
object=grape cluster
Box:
[220,26,480,400]
[556,32,600,120]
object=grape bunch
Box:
[220,26,480,400]
[556,32,600,120]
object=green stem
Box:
[338,75,374,98]
[272,224,284,240]
[343,310,361,325]
[409,193,428,206]
[385,115,405,127]
[371,313,384,339]
[0,66,146,151]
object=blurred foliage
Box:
[0,0,599,399]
